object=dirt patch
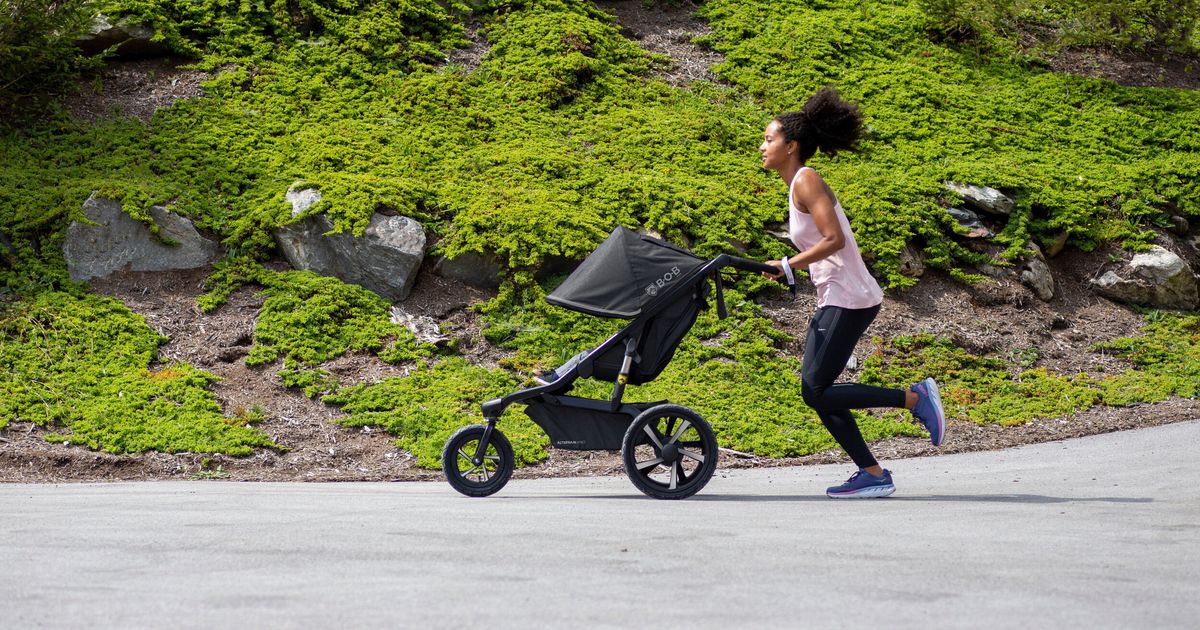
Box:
[445,25,490,72]
[597,0,723,86]
[1017,24,1200,90]
[63,57,211,122]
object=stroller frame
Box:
[443,251,778,500]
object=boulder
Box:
[1017,243,1054,299]
[1046,232,1069,258]
[75,15,169,58]
[1021,257,1055,302]
[764,222,791,246]
[1167,215,1189,236]
[273,185,426,302]
[943,181,1014,216]
[1090,245,1198,310]
[432,252,502,289]
[63,194,219,281]
[945,206,992,238]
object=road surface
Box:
[3,420,1198,629]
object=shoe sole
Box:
[924,378,946,447]
[826,484,896,499]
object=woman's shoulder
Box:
[791,166,829,198]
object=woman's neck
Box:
[777,160,806,186]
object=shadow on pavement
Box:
[689,494,1153,504]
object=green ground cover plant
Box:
[202,261,429,397]
[324,357,548,467]
[1,0,1197,464]
[861,312,1200,426]
[0,291,275,454]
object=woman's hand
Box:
[763,259,785,279]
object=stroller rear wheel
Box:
[621,404,718,499]
[443,424,514,497]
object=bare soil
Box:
[63,57,211,122]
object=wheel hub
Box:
[660,442,680,463]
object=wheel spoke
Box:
[636,457,663,471]
[679,447,704,463]
[667,419,692,445]
[642,424,663,449]
[669,461,679,489]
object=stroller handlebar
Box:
[717,254,780,276]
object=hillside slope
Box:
[1,0,1198,481]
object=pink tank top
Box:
[788,167,884,309]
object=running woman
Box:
[759,88,945,498]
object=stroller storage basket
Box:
[524,395,663,450]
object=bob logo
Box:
[645,266,683,296]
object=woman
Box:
[760,87,945,499]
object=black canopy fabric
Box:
[546,227,706,319]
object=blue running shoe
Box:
[911,377,946,446]
[826,469,895,499]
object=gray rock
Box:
[764,222,792,246]
[945,206,992,238]
[1168,215,1189,236]
[76,14,169,58]
[1021,258,1055,301]
[63,194,218,281]
[390,306,449,344]
[286,185,322,217]
[943,181,1014,216]
[432,252,502,289]
[1090,245,1198,310]
[273,188,426,302]
[1046,232,1069,258]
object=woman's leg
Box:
[801,305,905,470]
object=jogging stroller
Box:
[441,226,778,499]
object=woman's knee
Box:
[801,379,829,411]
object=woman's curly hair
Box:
[774,87,864,163]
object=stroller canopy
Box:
[546,226,706,319]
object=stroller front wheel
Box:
[442,424,514,497]
[622,404,718,500]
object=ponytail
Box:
[774,87,864,163]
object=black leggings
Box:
[801,304,906,469]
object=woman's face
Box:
[759,120,795,171]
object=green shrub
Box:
[0,0,101,116]
[325,357,547,468]
[0,292,275,454]
[862,312,1200,426]
[206,267,428,373]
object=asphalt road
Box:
[4,420,1199,629]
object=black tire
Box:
[442,424,514,497]
[621,404,718,500]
